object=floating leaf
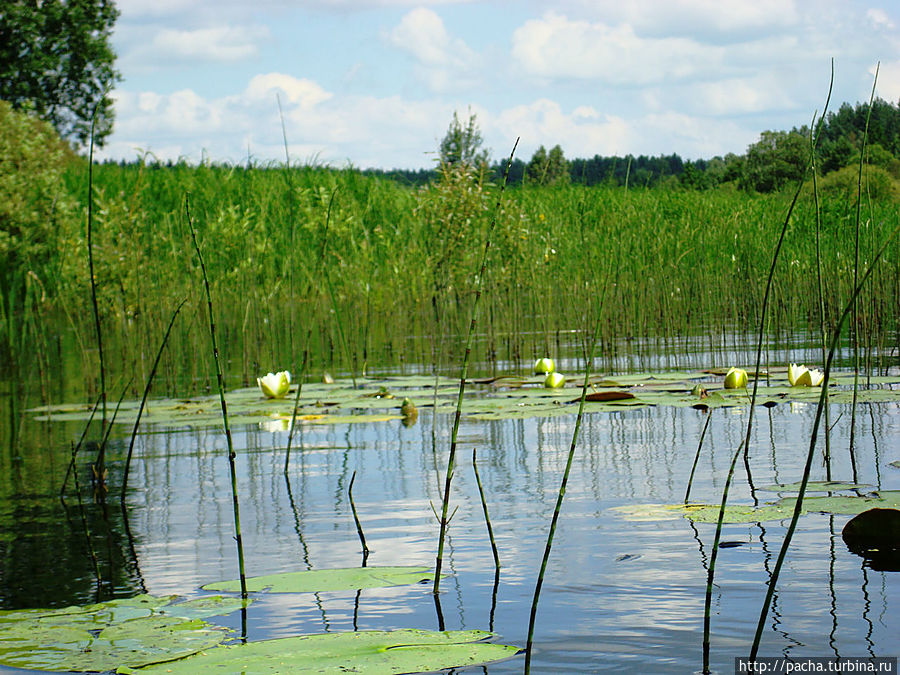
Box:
[613,491,900,524]
[582,391,636,403]
[0,614,229,672]
[0,594,247,671]
[117,629,520,675]
[202,566,440,594]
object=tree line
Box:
[368,99,900,195]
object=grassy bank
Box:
[4,157,899,399]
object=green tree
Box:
[438,110,489,168]
[740,130,808,192]
[0,0,120,147]
[526,144,570,185]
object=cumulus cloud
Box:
[386,8,481,91]
[99,75,455,167]
[244,73,332,108]
[511,13,720,85]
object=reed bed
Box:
[2,158,897,398]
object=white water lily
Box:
[788,363,824,387]
[724,367,748,389]
[534,357,554,375]
[257,371,291,398]
[544,371,565,389]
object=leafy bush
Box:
[816,164,899,202]
[0,100,80,295]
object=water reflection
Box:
[1,366,898,672]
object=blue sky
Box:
[98,0,900,169]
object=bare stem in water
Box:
[187,198,248,601]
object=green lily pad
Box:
[613,491,900,524]
[117,629,520,675]
[0,594,247,671]
[201,566,440,594]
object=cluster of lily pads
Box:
[30,365,900,431]
[0,568,520,673]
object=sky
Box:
[97,0,900,169]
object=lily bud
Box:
[257,370,291,398]
[724,367,748,389]
[534,357,555,375]
[544,372,565,389]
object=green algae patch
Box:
[0,595,243,671]
[117,629,520,674]
[202,566,440,594]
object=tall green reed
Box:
[433,141,518,596]
[187,198,248,600]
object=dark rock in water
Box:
[842,508,900,572]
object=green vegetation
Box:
[0,0,120,146]
[1,101,899,400]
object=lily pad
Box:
[117,629,521,675]
[613,491,900,524]
[201,566,441,594]
[0,594,247,671]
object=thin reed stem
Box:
[86,99,107,456]
[685,410,713,503]
[749,215,900,660]
[706,75,834,672]
[848,63,879,471]
[349,470,369,565]
[525,305,605,674]
[121,299,187,500]
[187,198,248,600]
[433,141,518,596]
[284,189,335,474]
[472,448,500,571]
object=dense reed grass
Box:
[2,154,897,399]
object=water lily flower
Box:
[257,371,291,398]
[534,357,554,375]
[788,363,824,387]
[724,367,748,389]
[544,372,565,389]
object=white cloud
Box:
[100,76,455,167]
[866,8,895,31]
[552,0,799,38]
[511,13,719,85]
[874,61,900,103]
[387,8,480,91]
[149,25,269,62]
[244,73,333,109]
[494,99,634,157]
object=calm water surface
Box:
[1,336,898,674]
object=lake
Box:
[1,332,898,673]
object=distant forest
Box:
[365,98,900,194]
